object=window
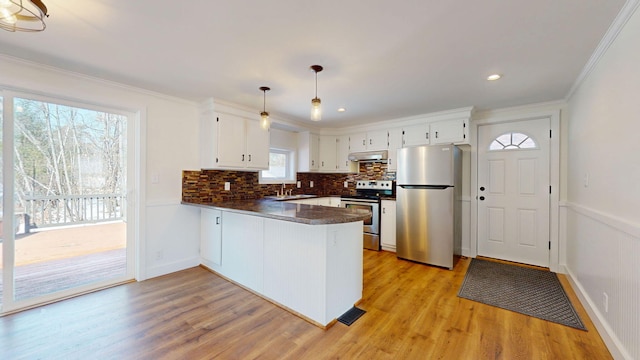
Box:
[259,148,296,184]
[489,132,538,151]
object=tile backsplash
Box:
[182,162,395,203]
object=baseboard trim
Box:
[145,257,200,279]
[565,267,631,360]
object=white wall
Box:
[270,128,298,150]
[564,5,640,359]
[0,55,202,281]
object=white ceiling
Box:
[0,0,627,127]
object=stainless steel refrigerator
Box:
[396,144,461,269]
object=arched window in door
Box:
[489,132,538,151]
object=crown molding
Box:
[0,54,198,106]
[566,0,640,100]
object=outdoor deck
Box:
[1,222,126,301]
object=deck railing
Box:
[21,193,126,230]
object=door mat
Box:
[337,306,366,326]
[458,258,586,330]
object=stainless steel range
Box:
[341,180,394,251]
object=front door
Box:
[477,118,550,267]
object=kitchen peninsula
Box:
[183,199,370,328]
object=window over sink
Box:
[259,148,296,184]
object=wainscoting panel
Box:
[563,203,639,360]
[145,202,201,279]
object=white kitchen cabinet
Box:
[287,198,318,205]
[387,128,403,171]
[366,130,388,151]
[220,212,264,292]
[380,200,396,252]
[200,208,223,267]
[401,118,468,147]
[319,135,338,171]
[402,123,430,147]
[298,132,320,172]
[245,119,270,168]
[201,112,269,170]
[430,118,467,144]
[349,130,388,152]
[316,197,341,207]
[349,132,367,152]
[337,135,357,173]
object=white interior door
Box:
[477,118,550,267]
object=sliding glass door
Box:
[1,92,135,313]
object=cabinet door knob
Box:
[480,186,485,191]
[479,196,485,201]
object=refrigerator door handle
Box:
[399,185,450,190]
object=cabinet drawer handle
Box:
[248,154,252,162]
[369,139,372,145]
[426,132,429,140]
[383,208,386,214]
[216,217,221,225]
[242,154,245,161]
[435,131,439,138]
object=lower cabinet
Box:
[200,210,363,327]
[381,200,396,252]
[316,197,341,207]
[200,208,223,266]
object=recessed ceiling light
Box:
[487,74,502,81]
[337,107,346,112]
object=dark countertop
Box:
[182,199,371,225]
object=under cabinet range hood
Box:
[348,150,388,162]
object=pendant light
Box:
[259,86,271,130]
[310,65,323,121]
[0,0,48,32]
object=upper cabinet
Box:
[430,118,467,144]
[201,111,270,170]
[350,130,388,152]
[402,123,430,147]
[336,135,352,172]
[319,135,337,171]
[298,132,320,172]
[402,116,469,147]
[387,128,403,171]
[298,132,356,173]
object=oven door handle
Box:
[341,199,379,204]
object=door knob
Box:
[480,186,485,191]
[479,196,485,201]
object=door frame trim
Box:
[471,108,560,272]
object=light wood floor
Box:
[0,251,611,359]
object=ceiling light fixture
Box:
[310,65,323,121]
[487,74,502,81]
[0,0,48,32]
[259,86,271,130]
